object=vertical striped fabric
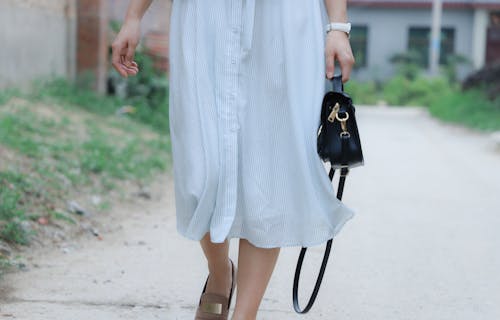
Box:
[168,0,356,248]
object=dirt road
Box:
[1,106,499,319]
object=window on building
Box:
[407,27,455,67]
[486,12,500,65]
[490,11,500,26]
[350,25,368,68]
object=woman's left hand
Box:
[325,30,355,82]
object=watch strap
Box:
[325,22,351,36]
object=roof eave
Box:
[348,1,500,10]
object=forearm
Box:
[125,0,153,22]
[324,0,348,23]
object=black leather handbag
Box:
[292,74,364,314]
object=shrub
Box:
[344,80,379,105]
[428,89,500,131]
[382,75,453,107]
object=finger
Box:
[119,52,137,77]
[111,42,128,78]
[122,63,139,71]
[129,62,139,71]
[338,54,355,83]
[124,66,139,76]
[124,43,136,67]
[127,61,139,72]
[113,57,128,78]
[112,57,127,78]
[123,62,139,72]
[119,54,138,76]
[325,51,335,79]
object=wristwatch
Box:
[325,22,351,37]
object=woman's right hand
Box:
[111,20,141,78]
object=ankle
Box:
[208,258,232,278]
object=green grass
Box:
[346,75,500,132]
[79,122,168,179]
[30,78,170,134]
[0,251,26,276]
[344,80,379,105]
[428,89,500,131]
[381,75,453,107]
[0,88,20,106]
[0,82,171,247]
[0,171,32,245]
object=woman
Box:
[112,0,355,319]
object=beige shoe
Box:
[195,258,236,320]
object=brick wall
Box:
[77,0,108,93]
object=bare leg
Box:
[199,232,233,298]
[232,239,280,320]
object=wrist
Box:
[122,18,141,33]
[124,13,142,25]
[327,30,349,40]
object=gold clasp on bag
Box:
[327,102,340,122]
[326,102,351,137]
[335,110,350,137]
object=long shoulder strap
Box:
[292,166,349,314]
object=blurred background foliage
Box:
[345,52,500,131]
[38,20,170,135]
[0,19,171,264]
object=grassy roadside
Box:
[0,80,171,274]
[345,76,500,132]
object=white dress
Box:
[168,0,356,248]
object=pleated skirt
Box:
[168,0,356,248]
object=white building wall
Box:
[348,6,475,80]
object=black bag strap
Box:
[292,166,349,314]
[329,74,344,93]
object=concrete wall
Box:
[0,0,77,89]
[349,7,474,80]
